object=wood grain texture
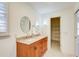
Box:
[16,37,48,57]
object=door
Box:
[76,9,79,57]
[17,42,30,57]
[51,17,60,48]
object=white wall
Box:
[9,3,38,37]
[0,2,37,57]
[74,3,79,12]
[40,7,75,56]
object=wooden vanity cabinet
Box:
[16,42,31,57]
[30,39,44,57]
[16,37,47,57]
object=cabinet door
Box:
[35,42,42,57]
[30,45,36,57]
[21,44,29,57]
[40,38,47,56]
[39,39,44,56]
[16,42,21,57]
[43,39,47,53]
[30,38,48,57]
[17,42,30,57]
[30,41,42,57]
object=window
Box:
[0,3,8,33]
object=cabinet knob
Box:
[33,46,37,50]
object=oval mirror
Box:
[20,16,31,33]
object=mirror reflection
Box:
[20,16,31,33]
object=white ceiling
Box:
[28,2,76,14]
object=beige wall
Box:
[40,7,75,56]
[0,3,37,57]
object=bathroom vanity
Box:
[16,16,47,57]
[16,36,48,57]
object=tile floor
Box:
[44,40,74,57]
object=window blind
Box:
[0,3,8,32]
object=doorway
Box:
[51,17,60,50]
